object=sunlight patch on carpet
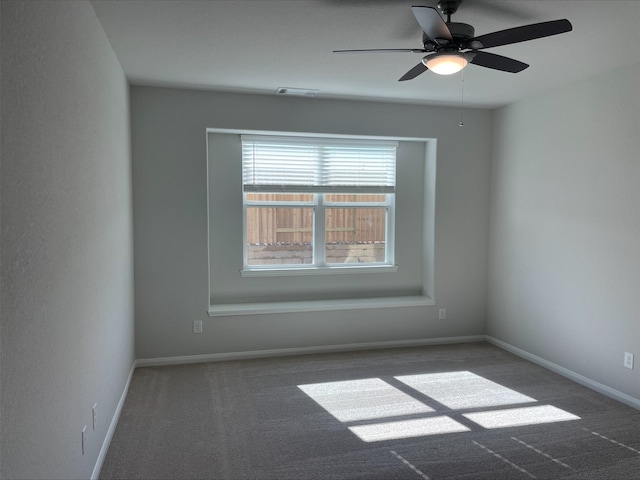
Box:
[395,371,536,409]
[464,405,580,429]
[298,378,434,422]
[349,416,470,442]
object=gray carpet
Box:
[100,343,640,479]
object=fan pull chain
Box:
[459,69,465,127]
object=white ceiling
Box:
[91,0,640,108]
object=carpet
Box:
[100,342,640,479]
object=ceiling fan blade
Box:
[411,6,452,43]
[471,19,572,49]
[399,62,428,81]
[333,48,425,54]
[470,51,528,73]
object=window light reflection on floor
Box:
[463,405,580,429]
[298,378,434,423]
[298,372,581,443]
[395,371,536,410]
[349,416,471,442]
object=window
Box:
[242,135,397,272]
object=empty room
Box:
[1,0,639,479]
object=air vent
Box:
[275,87,319,97]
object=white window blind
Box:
[242,135,397,193]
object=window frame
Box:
[242,192,395,275]
[241,135,398,276]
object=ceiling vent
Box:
[275,87,319,97]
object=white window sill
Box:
[240,265,398,277]
[208,295,435,317]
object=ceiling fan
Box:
[333,0,572,80]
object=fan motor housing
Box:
[447,22,475,40]
[422,22,475,50]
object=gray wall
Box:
[1,2,135,478]
[488,62,640,401]
[131,86,492,359]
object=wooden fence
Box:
[246,194,386,245]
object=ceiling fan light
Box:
[424,54,468,75]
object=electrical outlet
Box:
[438,308,446,320]
[92,404,98,430]
[81,426,87,455]
[624,352,634,369]
[193,320,203,334]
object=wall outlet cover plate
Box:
[624,352,634,369]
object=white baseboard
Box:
[91,361,137,480]
[136,335,486,367]
[485,335,640,411]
